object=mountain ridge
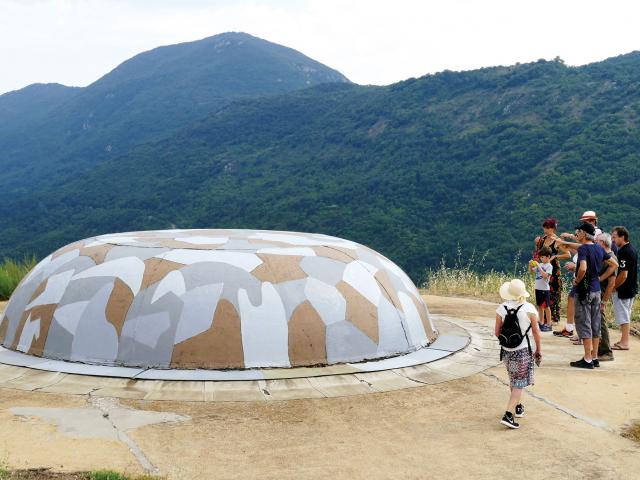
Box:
[1,39,639,280]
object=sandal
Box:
[571,338,582,345]
[612,343,630,350]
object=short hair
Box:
[612,226,630,241]
[585,233,595,242]
[542,217,558,229]
[596,232,612,248]
[538,247,552,257]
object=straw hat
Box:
[499,279,530,301]
[580,210,597,220]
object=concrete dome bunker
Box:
[0,229,437,374]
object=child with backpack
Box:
[495,279,542,429]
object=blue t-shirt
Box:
[577,243,605,293]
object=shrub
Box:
[0,256,37,301]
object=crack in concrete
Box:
[481,372,615,433]
[87,397,161,475]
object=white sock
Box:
[584,358,592,363]
[566,324,574,332]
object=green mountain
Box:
[1,42,640,281]
[0,32,349,191]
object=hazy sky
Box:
[1,0,639,95]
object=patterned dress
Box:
[504,348,535,388]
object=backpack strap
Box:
[523,323,532,355]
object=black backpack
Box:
[498,305,531,359]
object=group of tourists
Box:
[495,210,638,429]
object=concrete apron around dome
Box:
[0,316,501,401]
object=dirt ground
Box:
[1,296,640,480]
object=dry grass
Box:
[422,254,639,330]
[621,421,640,443]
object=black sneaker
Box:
[500,412,519,429]
[515,404,524,418]
[592,359,600,368]
[570,358,594,369]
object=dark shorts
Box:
[535,289,551,307]
[574,291,602,339]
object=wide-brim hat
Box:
[580,210,597,220]
[499,279,530,301]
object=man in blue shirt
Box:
[571,222,605,369]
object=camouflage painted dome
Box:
[0,230,436,369]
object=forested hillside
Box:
[1,41,639,281]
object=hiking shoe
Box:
[540,324,552,332]
[570,358,594,369]
[599,353,614,362]
[553,329,573,337]
[500,412,519,429]
[515,404,525,418]
[592,359,600,368]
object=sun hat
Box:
[580,210,597,220]
[574,222,596,236]
[499,279,530,301]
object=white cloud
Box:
[0,0,639,94]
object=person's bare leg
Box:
[544,306,552,325]
[567,296,574,325]
[537,305,543,325]
[507,387,523,413]
[591,337,600,360]
[619,324,630,348]
[582,338,593,361]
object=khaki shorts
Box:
[613,292,635,325]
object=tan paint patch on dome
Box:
[410,294,436,341]
[79,244,114,265]
[140,258,185,291]
[311,246,356,263]
[51,240,85,259]
[171,299,244,369]
[25,304,57,356]
[251,255,308,284]
[28,278,49,304]
[105,279,134,338]
[374,270,404,312]
[288,300,327,366]
[336,281,379,344]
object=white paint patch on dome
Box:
[26,269,74,310]
[132,312,171,349]
[304,278,346,325]
[256,247,317,256]
[248,232,357,249]
[73,257,145,296]
[398,292,427,346]
[174,236,229,245]
[239,282,289,368]
[174,283,223,344]
[343,261,381,305]
[53,301,89,335]
[160,249,262,272]
[17,316,39,352]
[151,270,186,304]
